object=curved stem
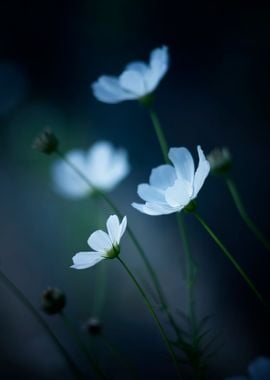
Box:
[147,110,201,353]
[0,270,83,379]
[60,312,107,380]
[117,257,182,379]
[56,151,182,343]
[226,177,270,252]
[149,109,169,163]
[193,211,269,310]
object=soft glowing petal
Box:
[165,179,192,208]
[71,251,104,269]
[87,142,129,191]
[126,61,149,75]
[248,357,270,378]
[51,150,91,198]
[148,46,169,89]
[149,164,177,190]
[92,76,136,103]
[137,183,165,203]
[88,230,112,252]
[192,145,210,198]
[119,70,146,96]
[132,202,175,216]
[118,216,127,241]
[106,215,120,244]
[168,147,195,184]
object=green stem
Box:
[226,177,270,252]
[0,270,83,379]
[117,257,182,379]
[176,214,197,343]
[56,150,182,343]
[149,109,169,163]
[193,211,269,309]
[60,312,107,380]
[148,110,201,354]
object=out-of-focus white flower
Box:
[71,215,127,269]
[51,141,130,198]
[225,356,270,380]
[92,46,169,104]
[132,146,210,216]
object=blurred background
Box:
[0,0,270,379]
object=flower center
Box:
[105,245,120,259]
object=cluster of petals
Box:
[71,215,127,269]
[51,141,129,198]
[92,46,169,103]
[132,146,210,215]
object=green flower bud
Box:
[33,128,59,154]
[41,287,66,315]
[207,147,232,175]
[85,318,103,335]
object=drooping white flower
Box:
[92,46,169,104]
[225,356,270,380]
[71,215,127,270]
[51,141,130,198]
[132,146,210,216]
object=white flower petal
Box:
[192,145,210,198]
[149,164,177,190]
[169,147,195,184]
[92,76,136,103]
[88,230,112,252]
[71,251,104,269]
[87,142,129,191]
[132,202,176,216]
[137,183,165,203]
[126,61,149,75]
[119,70,146,96]
[148,46,169,90]
[165,179,192,208]
[118,216,127,241]
[51,150,91,198]
[106,215,120,244]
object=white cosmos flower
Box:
[92,46,169,104]
[132,146,210,216]
[71,215,127,269]
[51,141,130,199]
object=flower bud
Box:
[207,147,232,175]
[41,287,66,315]
[33,128,59,154]
[85,317,103,335]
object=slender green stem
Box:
[117,257,182,379]
[226,177,270,252]
[149,109,169,163]
[147,110,201,352]
[60,312,107,380]
[56,150,182,343]
[176,214,197,343]
[0,270,83,379]
[193,212,269,309]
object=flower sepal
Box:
[184,200,197,213]
[105,244,120,259]
[138,92,155,108]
